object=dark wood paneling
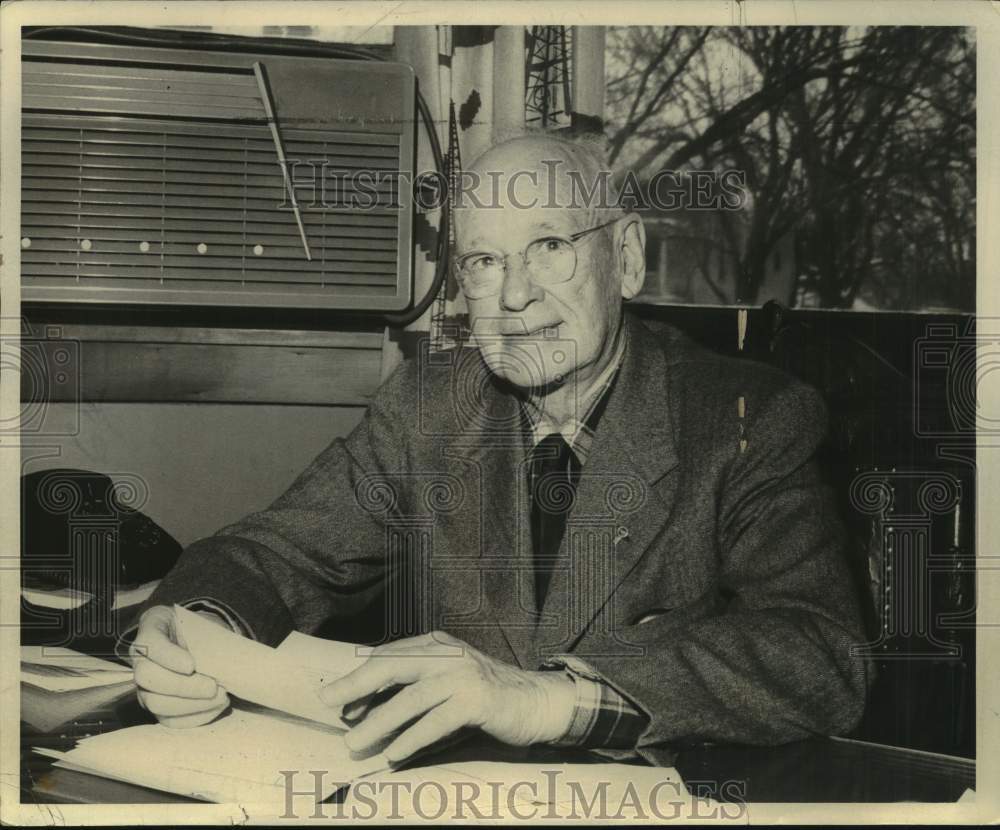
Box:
[22,324,384,405]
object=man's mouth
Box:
[501,323,562,338]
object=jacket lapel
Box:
[440,315,683,666]
[473,422,541,669]
[536,315,682,657]
[435,356,540,668]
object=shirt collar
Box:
[523,321,629,460]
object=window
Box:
[605,26,975,312]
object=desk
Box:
[674,736,974,803]
[20,689,975,806]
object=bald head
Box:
[457,133,621,230]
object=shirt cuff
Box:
[180,597,255,639]
[114,597,255,661]
[542,656,650,752]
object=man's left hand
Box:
[318,631,575,763]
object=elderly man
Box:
[129,134,868,767]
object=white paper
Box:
[22,586,92,610]
[36,705,388,805]
[21,646,134,691]
[21,680,135,732]
[21,646,128,672]
[173,604,370,728]
[22,580,158,612]
[28,611,391,804]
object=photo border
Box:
[1,0,996,824]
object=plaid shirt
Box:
[543,656,649,752]
[521,325,649,754]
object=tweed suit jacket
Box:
[140,312,869,765]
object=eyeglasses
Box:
[454,217,619,300]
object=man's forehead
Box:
[456,209,587,247]
[455,137,606,240]
[469,160,582,187]
[460,169,578,209]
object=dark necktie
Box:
[529,432,581,606]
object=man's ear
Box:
[617,213,646,300]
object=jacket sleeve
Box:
[560,380,870,766]
[129,360,420,647]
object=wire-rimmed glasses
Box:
[454,217,619,300]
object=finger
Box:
[138,687,229,718]
[369,632,465,658]
[157,705,229,730]
[130,636,194,676]
[319,653,435,707]
[342,682,403,723]
[345,679,450,753]
[364,633,441,655]
[131,609,195,675]
[382,700,469,765]
[133,658,219,699]
[342,695,376,724]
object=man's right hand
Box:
[130,605,230,728]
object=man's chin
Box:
[477,342,567,389]
[492,368,565,391]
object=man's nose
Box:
[499,257,543,311]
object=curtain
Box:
[379,26,525,380]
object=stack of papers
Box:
[22,647,134,692]
[22,580,159,612]
[22,680,136,734]
[21,646,136,732]
[37,704,387,804]
[33,606,388,805]
[21,585,92,611]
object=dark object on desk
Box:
[674,736,974,803]
[21,468,181,651]
[22,468,181,589]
